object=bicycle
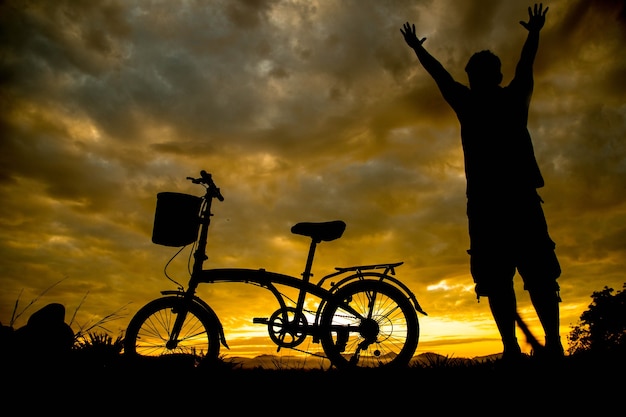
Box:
[124,170,428,369]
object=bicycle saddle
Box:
[291,220,346,242]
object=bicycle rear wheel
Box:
[124,296,220,364]
[320,280,419,369]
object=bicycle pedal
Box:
[336,329,349,352]
[253,317,269,324]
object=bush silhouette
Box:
[568,282,626,355]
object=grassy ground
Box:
[3,350,623,414]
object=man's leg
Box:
[520,241,563,358]
[470,245,520,358]
[517,191,563,357]
[488,283,522,358]
[528,288,563,357]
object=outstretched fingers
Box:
[400,22,414,36]
[529,3,548,18]
[520,3,548,31]
[400,22,426,48]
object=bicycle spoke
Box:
[125,297,220,361]
[320,280,418,369]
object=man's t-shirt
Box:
[438,78,544,198]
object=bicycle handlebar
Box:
[187,170,224,201]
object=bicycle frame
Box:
[127,171,427,368]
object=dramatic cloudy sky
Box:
[1,0,625,360]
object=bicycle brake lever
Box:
[215,188,224,201]
[200,171,224,201]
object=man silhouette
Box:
[401,4,563,361]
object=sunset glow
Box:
[1,0,625,362]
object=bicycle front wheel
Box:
[124,296,220,363]
[320,280,419,369]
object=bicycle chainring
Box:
[268,307,308,348]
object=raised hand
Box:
[519,3,548,32]
[400,22,426,49]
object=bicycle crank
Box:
[267,307,308,349]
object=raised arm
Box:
[400,22,459,100]
[515,3,548,82]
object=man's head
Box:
[465,50,503,90]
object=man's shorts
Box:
[467,191,561,298]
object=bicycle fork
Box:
[166,206,211,350]
[166,284,199,350]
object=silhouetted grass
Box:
[3,347,623,414]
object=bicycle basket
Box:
[152,192,202,247]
